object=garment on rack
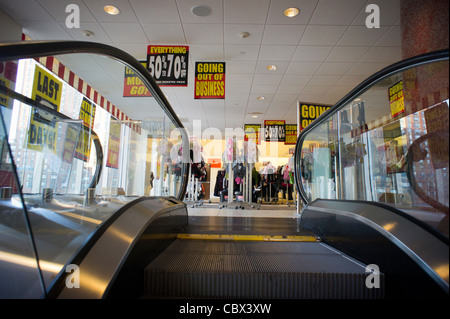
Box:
[281,184,294,200]
[191,160,207,181]
[260,163,276,183]
[214,170,226,196]
[277,166,284,189]
[252,167,260,186]
[185,181,205,200]
[232,162,246,178]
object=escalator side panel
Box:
[55,197,187,299]
[300,199,448,298]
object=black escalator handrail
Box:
[405,130,449,216]
[0,40,190,200]
[294,49,449,204]
[88,135,103,190]
[0,84,103,190]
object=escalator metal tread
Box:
[144,240,384,299]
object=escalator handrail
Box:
[0,40,190,200]
[294,49,449,204]
[405,130,449,216]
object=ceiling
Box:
[0,0,402,133]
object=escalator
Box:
[0,42,448,300]
[141,222,384,299]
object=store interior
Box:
[179,138,297,208]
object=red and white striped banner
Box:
[35,56,141,134]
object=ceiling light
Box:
[191,5,212,17]
[257,96,265,100]
[267,65,277,71]
[284,7,299,17]
[252,115,258,118]
[238,32,250,38]
[82,30,94,37]
[104,5,120,15]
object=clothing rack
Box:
[218,162,260,210]
[185,171,202,207]
[184,145,209,207]
[258,163,277,204]
[217,138,260,210]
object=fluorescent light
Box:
[104,5,120,15]
[257,96,265,100]
[284,7,299,17]
[252,115,258,118]
[267,65,277,71]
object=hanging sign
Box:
[31,64,62,111]
[298,103,331,131]
[79,97,96,128]
[123,61,152,97]
[207,158,221,168]
[146,45,189,86]
[62,124,80,164]
[106,119,121,169]
[0,61,18,108]
[194,62,225,99]
[74,97,96,162]
[388,80,404,117]
[284,124,297,145]
[424,103,449,169]
[244,124,261,145]
[27,64,63,153]
[264,120,285,142]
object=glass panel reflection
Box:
[0,51,188,293]
[299,60,449,237]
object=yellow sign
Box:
[62,125,79,164]
[28,121,57,153]
[389,80,404,117]
[32,65,62,110]
[0,61,18,109]
[79,97,96,128]
[298,103,331,131]
[123,62,152,97]
[0,76,10,106]
[106,120,121,169]
[74,98,96,162]
[285,124,297,145]
[244,124,261,144]
[28,65,63,153]
[194,62,225,99]
[74,129,91,162]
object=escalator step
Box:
[144,240,384,299]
